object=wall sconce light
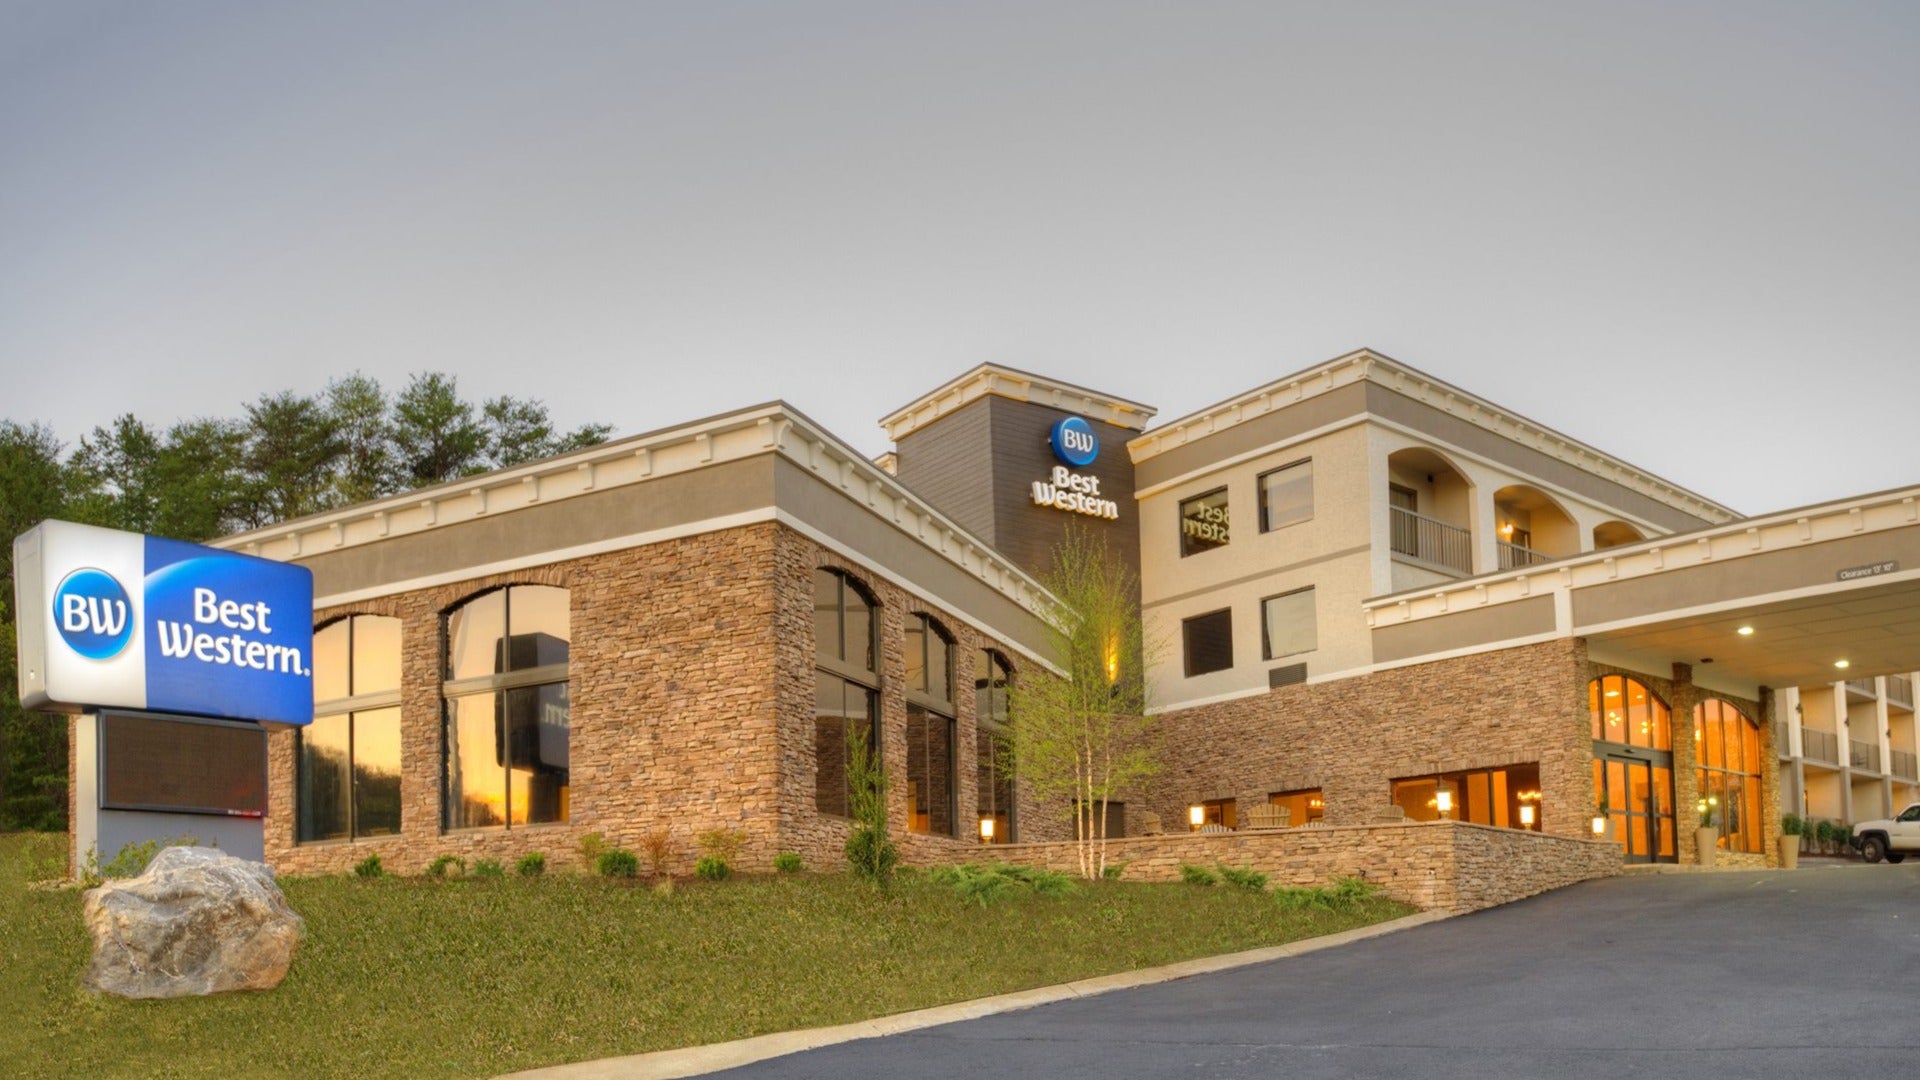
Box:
[1189,804,1205,831]
[979,818,994,842]
[1500,522,1514,537]
[1592,814,1608,836]
[1519,805,1536,827]
[1435,789,1454,816]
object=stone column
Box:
[1670,663,1702,864]
[1759,687,1783,868]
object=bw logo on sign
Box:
[53,567,134,660]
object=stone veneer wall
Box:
[263,521,1053,877]
[921,821,1619,914]
[1145,638,1595,842]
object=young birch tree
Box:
[1006,526,1156,879]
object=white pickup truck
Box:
[1850,803,1920,863]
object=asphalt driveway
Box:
[708,864,1920,1080]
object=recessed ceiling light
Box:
[1835,660,1851,669]
[1737,626,1755,636]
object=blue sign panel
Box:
[1049,416,1100,467]
[16,521,315,724]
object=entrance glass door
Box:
[1595,755,1675,863]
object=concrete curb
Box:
[498,909,1450,1080]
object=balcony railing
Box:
[1846,677,1877,699]
[1390,506,1471,575]
[1851,739,1881,773]
[1891,749,1919,781]
[1890,674,1914,710]
[1803,728,1839,764]
[1497,541,1555,571]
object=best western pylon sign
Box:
[13,520,314,725]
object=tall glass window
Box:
[1590,675,1676,862]
[1258,459,1313,532]
[975,648,1015,843]
[904,614,957,837]
[1695,699,1763,854]
[300,615,402,842]
[443,586,570,830]
[815,569,879,817]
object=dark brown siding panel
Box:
[1372,594,1558,663]
[893,397,998,544]
[1131,382,1370,492]
[1365,384,1717,533]
[299,455,777,598]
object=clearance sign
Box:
[13,520,314,725]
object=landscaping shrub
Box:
[353,854,384,878]
[640,831,674,878]
[578,832,608,866]
[473,858,505,878]
[597,849,640,878]
[1178,863,1218,886]
[516,852,547,877]
[1101,861,1127,881]
[1218,864,1268,892]
[694,856,731,881]
[1274,876,1379,910]
[930,863,1079,906]
[843,726,897,885]
[427,854,466,878]
[773,852,804,873]
[697,828,745,863]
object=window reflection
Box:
[442,587,572,830]
[300,615,404,843]
[975,649,1014,843]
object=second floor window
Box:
[1182,608,1234,676]
[1180,488,1231,556]
[1258,459,1312,532]
[1261,587,1317,659]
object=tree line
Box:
[0,372,613,831]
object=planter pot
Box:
[1696,826,1718,867]
[1778,834,1799,870]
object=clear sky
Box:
[4,1,1916,517]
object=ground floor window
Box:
[905,704,956,837]
[815,672,878,818]
[1192,797,1237,830]
[976,725,1013,842]
[1074,799,1126,840]
[1696,698,1763,854]
[444,683,571,829]
[1392,763,1541,828]
[298,706,401,841]
[1268,788,1323,826]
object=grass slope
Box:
[0,834,1412,1079]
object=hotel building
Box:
[195,349,1920,892]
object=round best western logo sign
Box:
[53,567,134,660]
[1049,416,1099,468]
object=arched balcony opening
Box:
[1386,447,1473,579]
[1593,520,1647,550]
[1493,484,1579,569]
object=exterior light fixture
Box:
[1836,660,1851,669]
[1104,638,1119,684]
[979,818,994,842]
[1189,804,1205,831]
[1519,805,1536,827]
[1592,814,1608,836]
[1435,789,1454,816]
[1500,522,1514,537]
[1737,626,1755,636]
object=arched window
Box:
[975,648,1014,844]
[1590,674,1671,749]
[814,569,878,817]
[904,614,956,837]
[1696,699,1763,854]
[301,615,403,842]
[1590,675,1675,863]
[442,585,570,830]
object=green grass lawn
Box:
[1,833,1413,1079]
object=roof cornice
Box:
[210,402,1060,621]
[880,363,1156,442]
[1127,348,1739,525]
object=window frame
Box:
[1259,586,1317,661]
[1693,698,1763,855]
[814,568,882,819]
[975,647,1016,844]
[1178,486,1232,557]
[440,585,573,833]
[1181,607,1235,677]
[299,614,404,844]
[904,613,957,838]
[1256,458,1313,533]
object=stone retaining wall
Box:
[919,820,1619,913]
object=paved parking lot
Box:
[709,864,1920,1080]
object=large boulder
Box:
[81,846,304,999]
